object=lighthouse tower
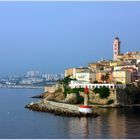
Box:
[113,36,121,60]
[78,86,93,114]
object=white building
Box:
[75,71,96,83]
[64,67,90,79]
[69,80,125,89]
[114,64,138,71]
[20,78,43,85]
[42,73,64,81]
[137,59,140,64]
[25,70,41,78]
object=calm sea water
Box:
[0,88,140,139]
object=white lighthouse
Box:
[113,36,121,60]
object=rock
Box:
[43,91,65,102]
[63,93,78,104]
[54,92,65,101]
[79,92,85,97]
[32,92,48,98]
[44,92,55,100]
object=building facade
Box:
[75,71,96,83]
[96,71,113,83]
[117,52,140,61]
[64,67,90,79]
[69,80,126,89]
[113,70,131,84]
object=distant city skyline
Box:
[0,1,140,76]
[0,69,64,78]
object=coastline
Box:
[30,91,140,108]
[25,90,140,118]
[0,85,44,89]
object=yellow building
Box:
[98,60,110,66]
[117,52,140,61]
[110,60,123,67]
[88,63,103,71]
[113,70,131,84]
[64,68,74,78]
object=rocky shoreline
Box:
[26,82,140,117]
[25,100,99,118]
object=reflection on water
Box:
[80,117,89,139]
[0,88,140,139]
[95,108,127,139]
[66,108,140,139]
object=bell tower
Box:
[113,36,121,60]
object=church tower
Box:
[113,36,121,60]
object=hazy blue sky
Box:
[0,1,140,76]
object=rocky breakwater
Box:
[25,99,99,118]
[26,83,99,117]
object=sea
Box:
[0,88,140,139]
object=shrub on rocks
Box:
[93,86,110,99]
[107,99,114,105]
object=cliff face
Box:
[39,83,140,106]
[42,84,117,105]
[43,91,65,101]
[116,84,140,105]
[87,83,140,106]
[44,84,64,93]
[80,89,117,105]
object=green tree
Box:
[60,76,73,85]
[94,86,110,98]
[116,81,122,84]
[99,86,110,98]
[93,87,100,93]
[107,99,114,104]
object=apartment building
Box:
[113,70,131,84]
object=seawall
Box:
[25,100,99,118]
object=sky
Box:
[0,1,140,76]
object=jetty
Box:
[25,100,99,118]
